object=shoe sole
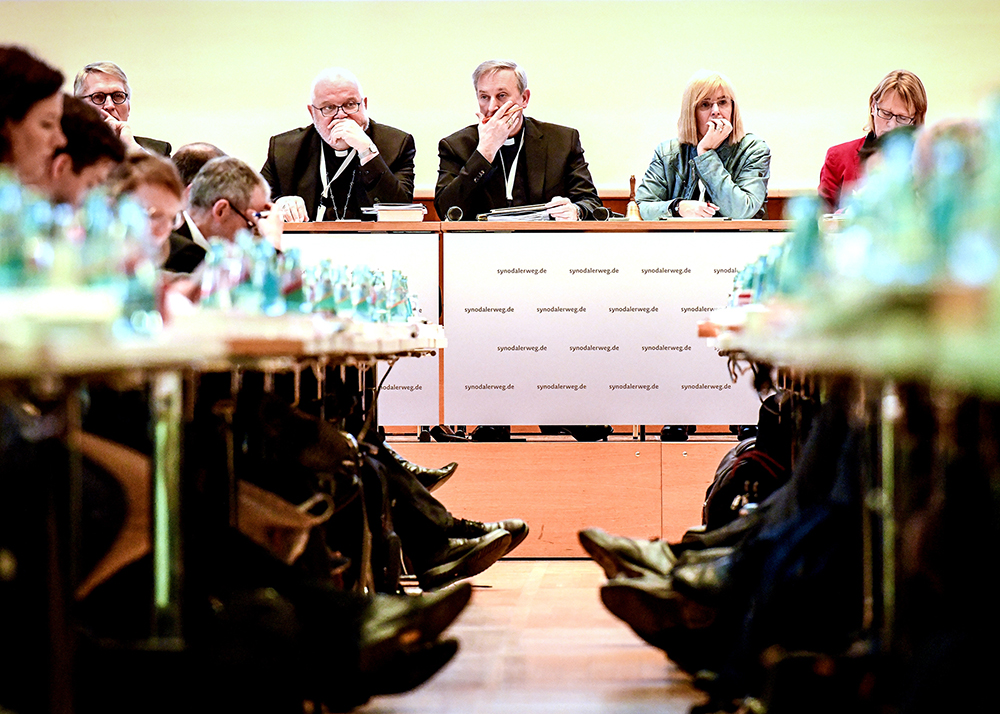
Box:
[368,638,460,696]
[419,530,511,590]
[408,581,473,643]
[600,581,717,638]
[578,530,647,580]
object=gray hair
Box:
[74,61,130,96]
[189,156,267,211]
[311,67,364,101]
[472,60,527,94]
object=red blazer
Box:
[818,136,866,210]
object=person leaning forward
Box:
[262,67,415,222]
[435,59,602,221]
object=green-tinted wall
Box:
[4,1,998,191]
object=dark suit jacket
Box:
[163,221,206,273]
[435,116,602,220]
[136,136,171,157]
[261,120,415,220]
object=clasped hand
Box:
[98,110,140,152]
[327,118,369,152]
[274,196,310,223]
[476,101,522,162]
[545,196,580,221]
[697,117,733,154]
[677,200,719,218]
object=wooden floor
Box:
[357,560,703,714]
[392,433,736,556]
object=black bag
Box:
[702,394,795,531]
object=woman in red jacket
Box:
[818,70,927,211]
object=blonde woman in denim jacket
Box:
[636,70,770,220]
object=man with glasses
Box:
[74,62,171,157]
[435,59,602,221]
[165,155,281,273]
[261,67,415,222]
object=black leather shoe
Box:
[565,425,614,442]
[450,518,528,555]
[538,425,613,441]
[600,574,717,642]
[430,425,470,442]
[359,581,472,672]
[660,425,689,442]
[417,530,511,590]
[379,441,458,492]
[470,425,510,442]
[578,528,676,579]
[365,638,459,696]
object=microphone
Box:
[592,206,611,221]
[445,206,464,221]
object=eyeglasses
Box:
[874,103,915,126]
[312,101,362,118]
[225,199,256,231]
[81,91,129,106]
[698,98,731,110]
[146,207,184,231]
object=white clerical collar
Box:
[503,137,516,146]
[334,149,350,157]
[185,212,211,251]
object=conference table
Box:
[0,313,444,713]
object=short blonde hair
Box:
[866,70,927,133]
[677,70,745,146]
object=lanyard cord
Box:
[498,136,524,202]
[317,144,358,221]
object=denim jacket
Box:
[636,133,770,219]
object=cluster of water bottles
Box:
[730,99,1000,318]
[198,231,414,323]
[0,170,161,336]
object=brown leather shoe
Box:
[578,528,676,579]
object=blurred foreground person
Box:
[35,95,125,207]
[0,45,65,188]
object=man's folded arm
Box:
[435,137,492,219]
[360,133,416,203]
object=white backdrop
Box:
[443,229,786,424]
[280,230,440,424]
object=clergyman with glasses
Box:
[261,67,415,222]
[74,61,172,157]
[818,69,927,211]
